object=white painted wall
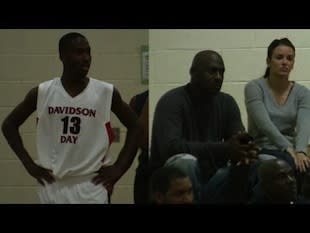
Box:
[149,30,310,136]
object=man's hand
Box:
[24,161,55,186]
[92,164,124,194]
[228,132,259,163]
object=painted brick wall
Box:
[149,29,310,150]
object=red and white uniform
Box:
[36,77,114,203]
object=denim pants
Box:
[201,162,259,204]
[164,153,256,203]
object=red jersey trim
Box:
[105,122,114,145]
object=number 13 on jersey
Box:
[60,116,81,144]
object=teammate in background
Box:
[1,32,140,204]
[129,90,149,204]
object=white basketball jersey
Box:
[36,77,114,179]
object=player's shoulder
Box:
[89,77,113,87]
[39,77,59,86]
[38,77,60,95]
[89,78,114,99]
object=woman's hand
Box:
[287,147,310,173]
[294,152,310,173]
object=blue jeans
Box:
[165,153,257,204]
[201,162,259,204]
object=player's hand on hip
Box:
[92,164,123,188]
[24,162,55,186]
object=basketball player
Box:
[1,32,140,203]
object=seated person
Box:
[149,166,193,204]
[150,50,258,203]
[245,38,310,171]
[244,38,310,195]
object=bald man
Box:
[150,50,258,203]
[250,159,297,204]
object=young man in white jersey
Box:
[2,32,141,204]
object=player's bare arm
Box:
[2,87,55,185]
[92,87,141,187]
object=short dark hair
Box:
[149,166,188,198]
[263,38,295,78]
[58,32,86,56]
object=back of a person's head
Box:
[149,166,188,203]
[258,158,291,182]
[59,32,86,56]
[258,158,297,203]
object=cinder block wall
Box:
[0,29,148,203]
[149,29,310,146]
